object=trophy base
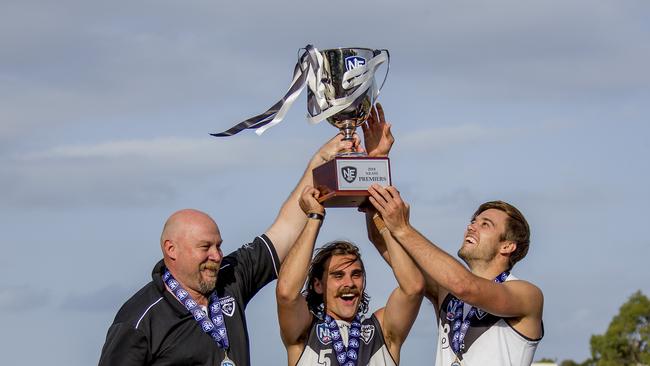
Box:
[313,156,391,208]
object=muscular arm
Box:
[265,134,358,262]
[368,185,543,333]
[275,186,324,364]
[369,214,424,364]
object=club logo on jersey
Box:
[341,166,357,183]
[345,56,366,71]
[317,323,332,345]
[361,324,375,344]
[219,296,236,317]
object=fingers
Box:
[375,102,385,123]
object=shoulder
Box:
[112,281,179,332]
[504,275,543,302]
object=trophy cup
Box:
[310,47,391,207]
[211,45,391,207]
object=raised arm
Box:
[362,102,395,263]
[265,134,360,262]
[368,185,543,331]
[275,186,325,363]
[367,206,423,363]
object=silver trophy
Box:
[212,45,389,144]
[309,47,389,150]
[212,45,391,207]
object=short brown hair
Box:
[473,201,530,269]
[303,240,370,318]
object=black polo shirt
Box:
[99,234,280,366]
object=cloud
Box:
[0,286,51,312]
[60,284,137,312]
[0,136,310,209]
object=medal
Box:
[451,356,461,366]
[220,351,236,366]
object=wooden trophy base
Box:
[313,156,391,208]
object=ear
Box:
[313,278,324,295]
[500,240,517,256]
[163,239,177,260]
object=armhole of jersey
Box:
[294,317,319,366]
[258,234,280,278]
[504,318,544,342]
[371,313,399,366]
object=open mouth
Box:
[464,235,478,245]
[338,291,358,306]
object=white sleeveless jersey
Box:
[435,274,543,366]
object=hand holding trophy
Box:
[212,45,393,207]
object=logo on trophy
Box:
[212,45,391,207]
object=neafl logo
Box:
[345,56,366,71]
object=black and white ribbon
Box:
[211,45,389,137]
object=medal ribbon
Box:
[450,271,510,357]
[162,270,230,350]
[211,45,389,137]
[324,314,362,366]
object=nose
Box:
[208,245,222,262]
[340,275,354,288]
[467,222,477,232]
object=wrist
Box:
[306,211,325,221]
[392,224,414,239]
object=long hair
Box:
[302,240,370,319]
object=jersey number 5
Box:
[318,349,332,366]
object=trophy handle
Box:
[374,49,391,95]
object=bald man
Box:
[98,134,371,366]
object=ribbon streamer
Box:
[211,45,388,137]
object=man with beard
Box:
[98,134,363,366]
[275,185,424,366]
[366,185,544,366]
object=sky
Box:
[1,0,649,365]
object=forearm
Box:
[383,229,423,296]
[266,151,331,262]
[276,218,322,302]
[365,212,391,265]
[392,225,473,298]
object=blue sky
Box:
[1,0,649,365]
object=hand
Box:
[361,103,394,157]
[299,186,325,215]
[367,184,410,233]
[315,133,362,164]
